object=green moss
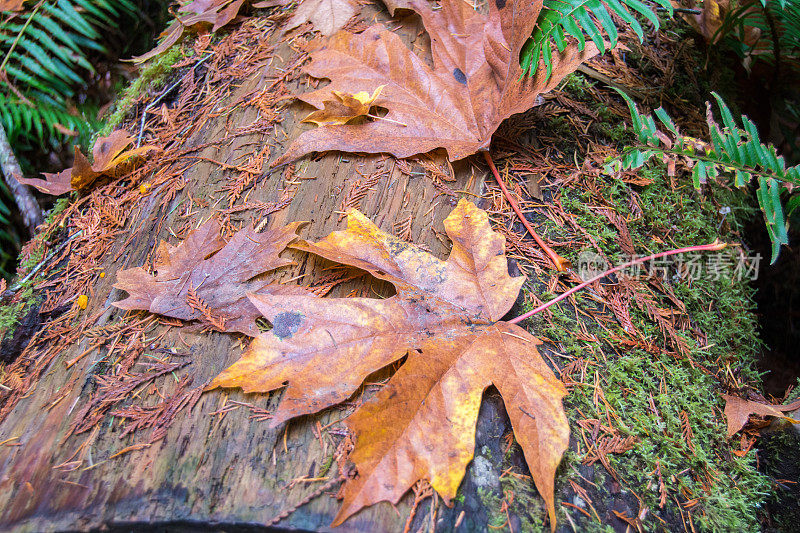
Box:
[544,115,573,139]
[476,486,507,529]
[499,472,548,532]
[517,165,769,530]
[317,451,335,478]
[99,44,189,136]
[0,285,34,333]
[0,197,72,338]
[560,73,594,100]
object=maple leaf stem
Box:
[483,151,568,271]
[507,241,728,324]
[366,114,408,127]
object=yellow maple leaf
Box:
[302,85,385,126]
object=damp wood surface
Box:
[0,11,554,533]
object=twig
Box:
[266,475,344,526]
[657,6,701,14]
[366,113,407,126]
[0,0,45,74]
[0,121,43,236]
[575,64,651,101]
[137,53,215,147]
[508,241,727,324]
[484,151,568,270]
[8,230,83,293]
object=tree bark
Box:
[0,122,42,236]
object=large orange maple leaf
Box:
[274,0,596,164]
[209,200,569,527]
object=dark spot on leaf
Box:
[98,141,110,155]
[495,0,506,8]
[273,311,304,339]
[453,68,467,85]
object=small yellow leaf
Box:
[140,183,152,195]
[347,85,384,106]
[302,85,385,126]
[77,295,88,310]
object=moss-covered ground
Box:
[465,56,773,529]
[0,197,71,336]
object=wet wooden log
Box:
[0,11,566,532]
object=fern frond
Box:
[610,90,800,263]
[0,1,132,147]
[522,0,673,82]
[1,1,133,103]
[712,0,800,67]
[0,93,99,151]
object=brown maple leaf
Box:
[722,394,800,437]
[133,0,250,63]
[114,219,307,336]
[274,0,597,165]
[0,0,25,11]
[282,0,357,37]
[17,130,156,195]
[208,200,569,528]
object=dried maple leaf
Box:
[722,394,800,437]
[133,0,249,63]
[302,85,384,126]
[282,0,356,36]
[17,130,155,195]
[114,219,307,336]
[275,0,597,165]
[208,200,569,528]
[0,0,25,11]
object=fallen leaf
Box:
[16,130,155,195]
[114,219,307,336]
[53,123,78,137]
[209,200,569,528]
[722,394,800,437]
[282,0,356,37]
[133,0,250,63]
[302,85,384,126]
[676,0,761,46]
[15,167,74,196]
[275,0,597,165]
[0,0,25,11]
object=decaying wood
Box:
[0,9,565,532]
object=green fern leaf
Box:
[523,0,673,82]
[612,90,800,262]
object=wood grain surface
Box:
[0,7,561,532]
